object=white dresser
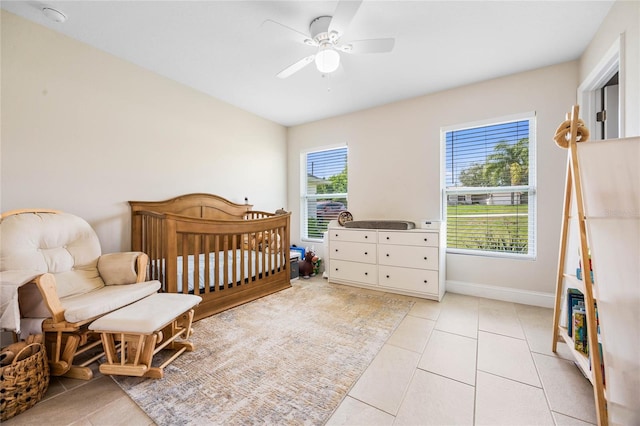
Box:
[328,224,445,301]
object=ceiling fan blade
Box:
[277,54,316,79]
[338,38,395,54]
[262,19,316,46]
[328,0,363,37]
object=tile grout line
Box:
[516,305,557,422]
[473,298,480,426]
[324,289,417,424]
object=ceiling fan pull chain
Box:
[324,73,332,93]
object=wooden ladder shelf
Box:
[551,105,607,425]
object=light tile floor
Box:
[4,278,596,425]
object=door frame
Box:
[577,34,625,139]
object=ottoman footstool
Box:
[89,293,201,378]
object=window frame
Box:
[300,144,348,242]
[441,112,537,260]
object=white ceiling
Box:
[2,1,614,126]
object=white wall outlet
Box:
[420,220,441,229]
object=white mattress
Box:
[175,250,282,292]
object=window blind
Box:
[444,118,536,257]
[303,147,348,240]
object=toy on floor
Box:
[299,250,319,279]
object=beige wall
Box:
[579,0,639,137]
[1,12,288,253]
[288,0,639,301]
[3,1,635,301]
[288,61,579,299]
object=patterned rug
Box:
[113,279,414,425]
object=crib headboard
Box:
[129,193,252,220]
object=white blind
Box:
[303,147,348,240]
[444,118,535,257]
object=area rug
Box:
[113,280,414,425]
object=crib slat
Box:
[264,230,268,278]
[193,234,201,296]
[232,234,238,287]
[204,234,211,294]
[214,235,220,291]
[249,232,255,282]
[240,233,246,285]
[181,233,189,295]
[165,218,177,294]
[223,235,229,289]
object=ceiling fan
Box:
[264,0,395,79]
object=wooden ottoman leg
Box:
[164,309,195,352]
[99,332,157,377]
[100,333,117,365]
[140,334,162,378]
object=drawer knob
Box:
[424,280,428,283]
[365,235,368,239]
[365,272,368,276]
[364,252,368,255]
[386,236,390,240]
[335,249,339,252]
[335,234,339,237]
[335,268,339,271]
[424,257,427,260]
[386,253,390,257]
[424,238,428,242]
[386,275,390,278]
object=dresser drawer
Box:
[329,228,377,243]
[378,245,438,270]
[378,231,438,247]
[330,241,377,264]
[330,260,378,285]
[379,266,438,295]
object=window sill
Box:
[446,248,536,261]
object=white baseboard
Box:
[446,280,555,308]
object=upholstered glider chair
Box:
[0,209,161,380]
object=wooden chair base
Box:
[43,327,103,380]
[89,293,201,378]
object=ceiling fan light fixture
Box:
[42,7,67,23]
[315,45,340,74]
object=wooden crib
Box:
[129,193,291,321]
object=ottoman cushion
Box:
[89,293,201,334]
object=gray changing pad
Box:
[344,220,416,230]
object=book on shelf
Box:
[573,301,588,354]
[576,267,595,282]
[567,288,584,337]
[576,250,595,283]
[564,288,605,383]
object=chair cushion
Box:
[1,212,104,298]
[61,280,161,323]
[98,252,141,285]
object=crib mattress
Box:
[175,250,282,293]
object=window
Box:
[442,113,536,258]
[302,146,348,240]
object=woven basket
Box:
[0,342,50,421]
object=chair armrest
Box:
[97,252,149,285]
[1,270,46,332]
[34,273,66,323]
